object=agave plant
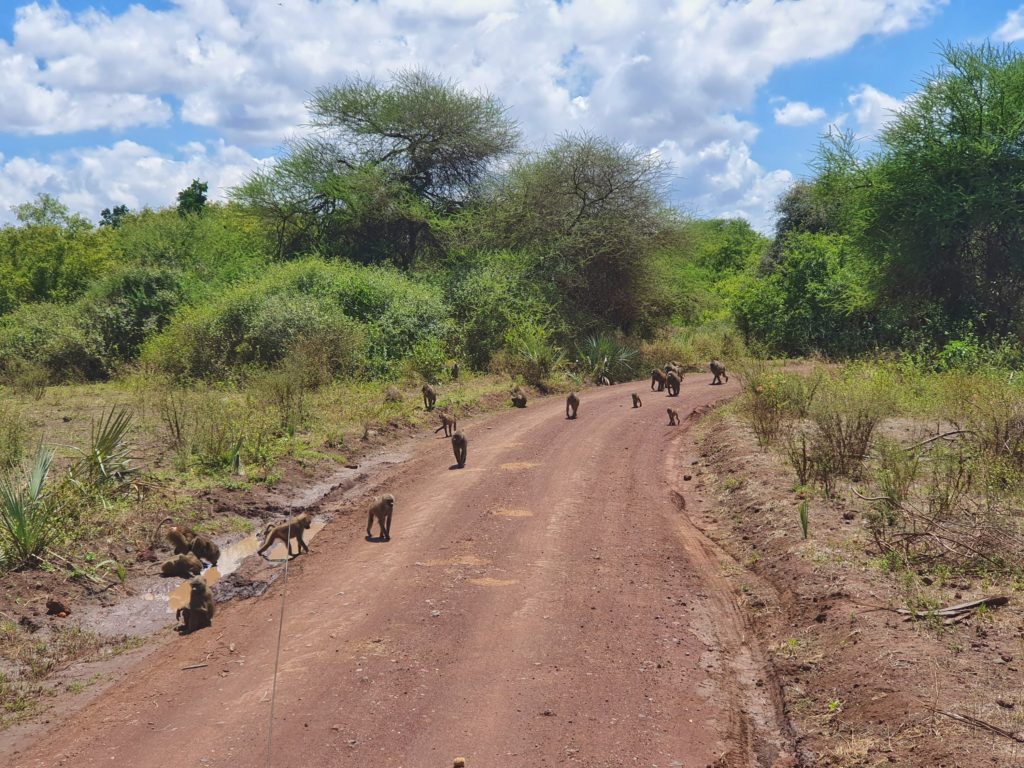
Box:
[0,445,57,568]
[73,406,135,484]
[576,334,638,383]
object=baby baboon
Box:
[710,360,728,385]
[632,393,642,408]
[176,576,215,634]
[422,383,437,411]
[257,513,313,558]
[451,431,468,467]
[651,369,667,392]
[667,408,680,426]
[366,494,395,541]
[666,370,681,397]
[510,385,527,408]
[451,362,460,380]
[566,392,580,419]
[434,412,457,437]
[188,534,220,566]
[160,552,203,578]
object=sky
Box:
[1,0,1023,232]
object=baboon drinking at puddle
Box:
[451,431,468,467]
[365,494,395,541]
[257,513,313,558]
[160,552,203,578]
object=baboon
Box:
[566,392,580,419]
[710,360,728,385]
[454,760,466,768]
[651,369,667,392]
[665,360,683,374]
[154,517,197,554]
[188,534,220,566]
[434,412,457,437]
[510,385,527,408]
[451,362,460,380]
[667,408,680,426]
[422,383,437,411]
[365,494,395,541]
[257,513,313,558]
[176,576,215,634]
[666,370,681,397]
[451,431,468,467]
[160,552,203,578]
[598,375,611,386]
[632,393,642,408]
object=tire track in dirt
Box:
[7,377,793,768]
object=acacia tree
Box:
[474,133,673,334]
[827,42,1024,337]
[233,69,519,267]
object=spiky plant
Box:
[0,445,57,568]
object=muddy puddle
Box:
[81,519,327,637]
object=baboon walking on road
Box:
[651,369,667,391]
[632,393,642,408]
[710,360,728,385]
[451,431,467,467]
[666,370,681,396]
[366,494,395,541]
[566,392,580,419]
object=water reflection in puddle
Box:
[164,519,326,613]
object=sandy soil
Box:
[4,377,804,768]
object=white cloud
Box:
[994,6,1024,42]
[0,140,265,225]
[774,101,827,127]
[848,84,904,137]
[0,0,947,228]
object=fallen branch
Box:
[929,708,1024,743]
[897,596,1008,619]
[181,663,208,671]
[906,430,974,451]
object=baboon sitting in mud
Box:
[434,411,457,437]
[451,431,468,468]
[257,513,313,558]
[667,408,680,426]
[510,385,527,408]
[160,552,203,578]
[422,383,437,410]
[666,370,681,397]
[710,360,728,385]
[176,576,215,634]
[365,494,395,541]
[632,393,642,408]
[155,517,196,555]
[566,392,580,419]
[651,369,667,391]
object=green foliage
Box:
[798,501,809,540]
[0,303,106,382]
[99,204,130,229]
[575,334,638,383]
[177,179,208,217]
[0,445,58,568]
[0,403,24,469]
[70,407,134,484]
[492,319,565,389]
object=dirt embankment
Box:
[692,413,1024,767]
[4,376,806,768]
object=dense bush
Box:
[0,302,105,382]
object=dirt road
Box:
[8,378,794,767]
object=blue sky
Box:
[1,1,1023,231]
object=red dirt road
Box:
[9,378,793,768]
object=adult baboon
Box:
[422,383,437,410]
[366,494,395,541]
[710,360,728,385]
[451,431,468,467]
[257,513,313,558]
[450,362,460,380]
[566,392,580,419]
[666,370,681,397]
[434,412,457,437]
[154,517,196,555]
[667,408,680,426]
[510,386,527,408]
[176,576,214,634]
[188,535,220,566]
[160,552,203,578]
[651,369,667,392]
[632,393,642,408]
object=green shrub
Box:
[575,334,638,383]
[0,303,105,382]
[0,446,58,568]
[493,319,565,389]
[0,403,24,469]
